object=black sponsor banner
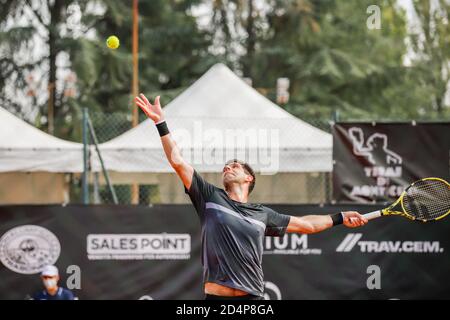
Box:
[0,205,449,300]
[332,122,450,203]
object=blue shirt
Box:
[32,287,75,300]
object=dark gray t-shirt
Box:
[185,171,291,297]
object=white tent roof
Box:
[0,107,83,172]
[95,63,332,173]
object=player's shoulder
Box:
[257,204,280,214]
[32,290,47,300]
[238,201,264,210]
[193,170,220,189]
[61,287,75,299]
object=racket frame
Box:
[363,177,450,222]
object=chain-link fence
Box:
[67,110,335,205]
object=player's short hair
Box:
[224,159,256,194]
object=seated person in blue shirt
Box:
[32,265,75,300]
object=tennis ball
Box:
[106,35,120,49]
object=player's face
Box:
[42,275,59,289]
[222,162,248,186]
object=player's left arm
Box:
[286,211,368,234]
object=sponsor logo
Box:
[349,127,402,166]
[264,234,321,255]
[348,127,404,198]
[171,121,281,174]
[263,281,282,300]
[0,225,61,274]
[336,233,444,253]
[87,233,191,260]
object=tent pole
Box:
[93,172,101,204]
[82,108,89,204]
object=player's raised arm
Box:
[134,94,194,189]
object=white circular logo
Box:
[264,281,282,300]
[0,225,61,274]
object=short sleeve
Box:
[31,291,41,300]
[185,170,216,219]
[264,207,291,237]
[64,289,75,300]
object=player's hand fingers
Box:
[135,96,147,107]
[345,211,368,224]
[140,93,152,107]
[154,95,161,108]
[355,218,367,227]
[134,97,145,109]
[345,211,361,217]
[345,217,353,226]
[347,217,364,227]
[135,97,158,121]
[345,214,357,223]
[356,215,368,224]
[134,97,149,112]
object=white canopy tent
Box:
[0,107,83,172]
[94,63,332,174]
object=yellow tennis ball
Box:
[106,36,120,49]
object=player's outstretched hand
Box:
[134,94,164,123]
[342,211,368,228]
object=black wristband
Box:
[156,121,170,137]
[331,212,344,226]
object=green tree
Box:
[248,0,412,120]
[0,0,88,132]
[0,0,216,141]
[207,0,449,121]
[408,0,450,116]
[209,0,267,76]
[67,0,216,135]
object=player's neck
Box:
[46,286,59,296]
[225,184,249,203]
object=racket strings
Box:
[403,180,450,221]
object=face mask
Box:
[43,279,57,289]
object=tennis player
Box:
[135,94,368,300]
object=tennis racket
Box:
[363,177,450,222]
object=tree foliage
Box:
[0,0,448,143]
